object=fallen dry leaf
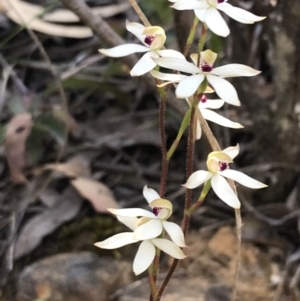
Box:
[71,177,120,212]
[4,113,33,184]
[14,187,83,259]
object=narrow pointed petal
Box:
[183,170,213,189]
[194,9,206,22]
[200,99,224,109]
[222,144,240,160]
[108,208,155,218]
[134,219,163,240]
[206,74,241,106]
[143,185,160,203]
[150,70,187,82]
[221,170,267,189]
[130,52,156,76]
[94,232,137,249]
[204,8,230,37]
[154,57,199,73]
[201,108,244,129]
[117,216,138,231]
[133,240,155,275]
[218,4,266,24]
[211,174,241,209]
[163,221,186,247]
[99,44,148,57]
[212,64,261,78]
[126,20,146,43]
[157,49,185,59]
[151,238,186,259]
[176,74,205,98]
[171,0,209,10]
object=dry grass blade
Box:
[4,113,33,184]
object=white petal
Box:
[183,170,213,189]
[126,20,146,44]
[163,221,186,247]
[154,57,199,74]
[99,44,149,57]
[206,74,241,106]
[204,8,230,37]
[222,144,240,159]
[171,0,209,10]
[117,216,138,231]
[157,49,186,59]
[194,9,206,22]
[134,219,163,240]
[200,99,224,109]
[150,70,187,82]
[211,174,241,209]
[201,108,244,129]
[151,238,186,259]
[108,208,155,218]
[218,4,266,24]
[133,240,155,275]
[94,232,137,249]
[130,52,157,76]
[221,170,267,189]
[176,74,205,98]
[212,64,261,78]
[143,185,160,203]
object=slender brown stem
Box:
[158,87,169,197]
[128,0,151,27]
[155,97,199,301]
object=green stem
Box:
[198,24,208,52]
[167,108,191,160]
[184,17,199,57]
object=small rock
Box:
[17,252,132,301]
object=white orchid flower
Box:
[169,0,266,37]
[95,215,186,275]
[183,144,267,209]
[193,94,244,139]
[108,186,186,248]
[152,49,260,106]
[98,21,185,76]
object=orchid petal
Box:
[183,170,213,189]
[222,144,240,159]
[130,52,157,76]
[126,20,146,43]
[99,44,149,57]
[108,208,155,218]
[176,74,205,98]
[134,219,163,240]
[212,64,261,78]
[196,118,202,140]
[221,170,267,189]
[150,70,187,82]
[154,57,199,73]
[171,0,209,10]
[206,74,241,106]
[201,108,244,129]
[211,174,241,209]
[94,232,137,249]
[200,99,224,109]
[194,9,206,22]
[204,8,230,37]
[133,240,155,275]
[163,221,186,247]
[151,238,186,259]
[157,49,186,59]
[143,185,160,203]
[218,4,266,24]
[117,216,138,231]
